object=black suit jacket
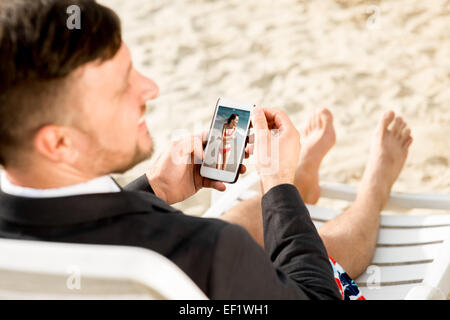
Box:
[0,175,341,299]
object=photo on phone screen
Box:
[203,105,251,173]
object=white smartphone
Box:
[200,97,254,183]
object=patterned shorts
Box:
[329,256,366,300]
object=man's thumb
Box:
[251,107,268,130]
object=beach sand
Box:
[98,0,450,217]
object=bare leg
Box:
[221,108,335,245]
[318,111,412,278]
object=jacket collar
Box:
[0,173,121,198]
[0,188,174,227]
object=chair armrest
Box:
[320,182,450,210]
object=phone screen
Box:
[203,105,251,173]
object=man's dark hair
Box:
[0,0,122,166]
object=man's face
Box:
[69,43,159,175]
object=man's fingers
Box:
[189,134,205,163]
[201,130,209,146]
[245,144,254,156]
[190,130,213,161]
[251,107,271,157]
[261,107,295,131]
[251,106,269,130]
[202,165,245,191]
[203,179,226,192]
[191,130,210,147]
[251,107,296,138]
[248,132,255,144]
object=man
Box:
[0,0,412,299]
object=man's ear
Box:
[33,125,78,164]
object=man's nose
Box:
[138,72,159,101]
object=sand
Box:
[99,0,450,217]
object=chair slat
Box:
[307,205,340,221]
[376,227,450,245]
[356,263,429,284]
[312,220,324,230]
[313,220,449,245]
[379,215,450,228]
[237,189,260,201]
[371,244,440,265]
[307,204,450,227]
[359,284,418,300]
[320,182,450,210]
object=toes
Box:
[402,127,411,140]
[318,108,333,128]
[379,110,395,132]
[303,108,334,136]
[401,127,412,147]
[390,116,404,137]
[396,121,407,138]
[319,108,333,120]
[403,136,413,149]
[318,112,324,128]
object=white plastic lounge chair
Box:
[204,171,450,300]
[0,239,207,300]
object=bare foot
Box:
[358,110,413,209]
[294,108,336,204]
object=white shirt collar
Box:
[0,172,121,198]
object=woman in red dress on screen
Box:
[216,113,239,171]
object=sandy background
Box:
[99,0,450,216]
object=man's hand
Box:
[251,106,301,194]
[146,131,248,204]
